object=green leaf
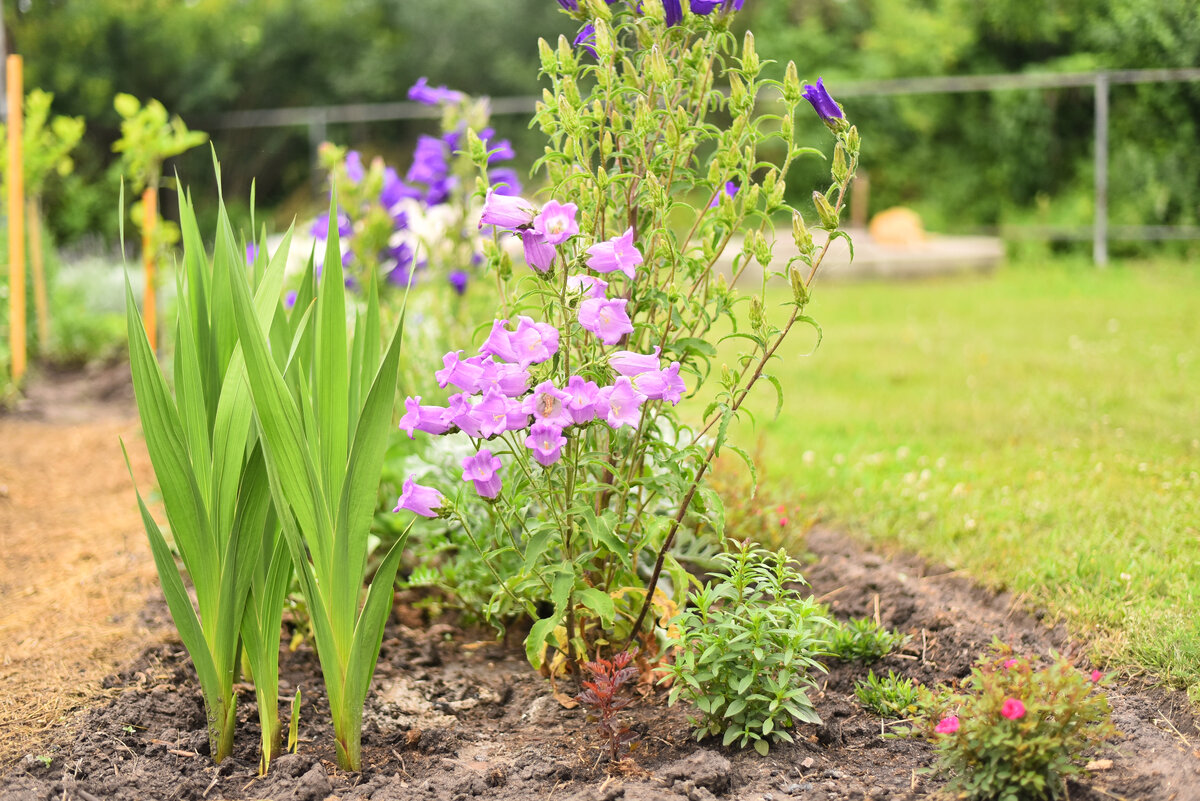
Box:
[526,614,561,669]
[577,588,615,627]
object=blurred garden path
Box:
[0,366,164,768]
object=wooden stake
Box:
[6,54,25,382]
[28,198,48,346]
[142,186,157,352]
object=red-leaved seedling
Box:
[576,650,640,762]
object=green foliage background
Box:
[5,0,1199,250]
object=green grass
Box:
[723,258,1200,696]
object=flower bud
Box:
[741,32,760,77]
[585,0,613,21]
[593,17,614,61]
[789,265,810,306]
[768,177,787,210]
[792,210,813,254]
[813,190,839,230]
[749,296,765,330]
[728,72,748,111]
[753,232,772,267]
[780,113,794,146]
[832,143,849,186]
[466,128,488,168]
[538,38,556,74]
[845,124,861,155]
[744,183,760,212]
[556,35,577,74]
[783,61,802,105]
[646,45,672,87]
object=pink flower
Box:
[596,377,647,429]
[526,380,574,428]
[398,396,452,438]
[567,274,608,299]
[632,362,686,404]
[578,298,634,346]
[533,200,579,245]
[1089,670,1103,683]
[472,388,529,438]
[462,449,503,499]
[1000,698,1026,720]
[525,421,568,467]
[585,227,643,279]
[1003,659,1018,670]
[564,375,600,424]
[481,319,520,363]
[393,476,446,518]
[435,350,485,392]
[511,316,560,367]
[476,357,530,397]
[479,190,537,229]
[609,347,661,377]
[521,229,556,272]
[934,716,959,734]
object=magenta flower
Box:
[934,716,960,735]
[462,449,504,499]
[579,298,634,346]
[525,421,568,467]
[1089,670,1103,683]
[1000,698,1026,720]
[447,393,485,438]
[472,388,527,438]
[511,316,560,367]
[609,347,661,377]
[398,396,452,438]
[585,227,643,280]
[480,190,537,229]
[481,319,520,363]
[521,229,557,272]
[597,377,647,429]
[534,200,579,245]
[435,350,486,393]
[802,77,844,122]
[1003,658,1018,670]
[633,362,686,404]
[393,476,446,518]
[564,375,600,424]
[526,380,574,428]
[567,274,609,300]
[476,357,531,397]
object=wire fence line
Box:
[200,68,1200,264]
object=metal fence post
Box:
[1093,72,1109,266]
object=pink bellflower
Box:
[462,449,504,499]
[585,227,643,279]
[579,298,634,346]
[526,421,568,467]
[597,377,647,429]
[534,200,579,245]
[565,375,600,424]
[399,396,452,438]
[394,476,446,518]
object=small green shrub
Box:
[855,669,923,719]
[824,616,910,663]
[920,644,1117,801]
[664,540,828,755]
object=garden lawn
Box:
[724,258,1200,698]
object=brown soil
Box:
[2,368,1198,801]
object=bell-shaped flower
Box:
[344,150,365,183]
[534,200,579,245]
[567,273,608,300]
[574,23,597,58]
[609,347,661,377]
[472,388,530,438]
[480,190,537,230]
[663,0,684,26]
[596,377,647,429]
[394,475,447,518]
[488,167,522,196]
[462,449,504,499]
[447,393,485,438]
[521,229,557,272]
[481,319,520,363]
[398,396,452,439]
[526,381,575,429]
[579,298,634,346]
[477,357,531,397]
[585,227,643,279]
[408,77,466,106]
[435,350,486,393]
[709,181,739,208]
[525,421,568,467]
[632,362,686,404]
[802,77,844,122]
[511,316,560,367]
[565,375,600,425]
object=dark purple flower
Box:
[663,0,684,26]
[486,138,516,164]
[802,77,844,121]
[408,77,466,106]
[709,181,739,208]
[556,0,579,9]
[488,168,523,196]
[310,212,352,241]
[381,167,421,209]
[448,270,469,295]
[574,23,597,58]
[690,0,722,13]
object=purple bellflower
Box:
[565,375,600,424]
[462,449,504,499]
[476,357,531,397]
[480,190,537,229]
[408,77,466,106]
[394,475,446,518]
[435,350,486,393]
[447,393,485,438]
[534,200,579,245]
[802,77,844,122]
[633,362,687,404]
[609,347,661,377]
[399,396,452,438]
[585,227,643,279]
[597,377,648,429]
[663,0,684,26]
[526,421,568,467]
[567,273,609,299]
[245,242,259,265]
[511,316,560,367]
[709,181,739,208]
[527,381,575,428]
[521,230,557,272]
[488,168,523,196]
[575,23,597,58]
[448,270,469,295]
[579,298,634,345]
[345,150,365,183]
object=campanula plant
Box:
[390,0,860,675]
[123,174,295,768]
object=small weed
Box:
[576,650,640,762]
[35,755,52,768]
[854,670,923,719]
[825,617,910,664]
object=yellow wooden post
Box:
[6,54,26,382]
[28,198,49,346]
[142,186,157,352]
